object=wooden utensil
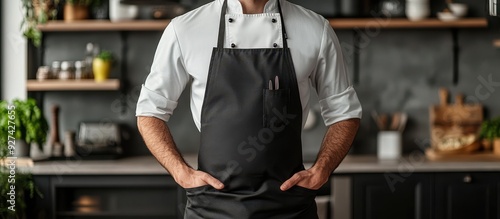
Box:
[390,113,401,131]
[372,111,384,130]
[398,113,407,132]
[439,88,449,106]
[379,114,388,131]
[50,105,63,157]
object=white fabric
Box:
[136,0,362,130]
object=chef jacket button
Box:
[231,43,236,48]
[228,18,234,23]
[272,18,277,23]
[273,43,278,48]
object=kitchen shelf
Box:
[329,18,488,29]
[37,20,171,32]
[37,18,487,32]
[27,79,120,91]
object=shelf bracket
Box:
[28,33,47,114]
[119,32,128,115]
[452,28,459,85]
[353,30,360,85]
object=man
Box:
[136,0,362,218]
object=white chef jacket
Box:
[136,0,362,130]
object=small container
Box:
[377,131,402,160]
[406,0,430,21]
[59,61,74,80]
[52,143,63,157]
[64,131,76,157]
[75,61,86,80]
[36,66,50,81]
[51,61,61,79]
[341,0,361,17]
[380,0,405,17]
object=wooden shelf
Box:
[493,39,500,48]
[329,18,488,29]
[27,79,120,91]
[38,20,170,32]
[37,18,487,32]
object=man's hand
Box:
[280,167,329,191]
[137,116,224,190]
[174,166,225,190]
[280,118,360,191]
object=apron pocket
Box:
[185,185,212,195]
[263,89,290,128]
[290,185,318,195]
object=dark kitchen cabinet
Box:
[435,173,499,219]
[349,172,500,219]
[31,175,184,219]
[352,173,432,219]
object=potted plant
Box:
[479,117,500,154]
[20,0,59,46]
[0,99,49,157]
[64,0,93,21]
[0,99,44,218]
[93,50,114,82]
[0,169,42,219]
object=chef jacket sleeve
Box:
[135,20,190,122]
[311,20,362,126]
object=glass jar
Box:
[59,61,74,80]
[380,0,405,17]
[51,61,61,79]
[75,61,86,80]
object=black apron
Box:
[184,0,318,218]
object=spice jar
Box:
[75,61,86,80]
[51,61,61,79]
[59,61,74,80]
[36,66,50,81]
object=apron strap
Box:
[276,0,288,49]
[217,0,289,50]
[217,0,228,49]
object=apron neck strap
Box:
[217,0,289,49]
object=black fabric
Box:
[184,1,318,218]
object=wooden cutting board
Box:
[429,88,483,153]
[426,149,500,161]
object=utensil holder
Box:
[377,131,402,160]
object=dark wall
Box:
[38,0,500,158]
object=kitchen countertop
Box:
[28,154,500,175]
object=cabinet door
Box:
[352,173,431,219]
[435,173,498,219]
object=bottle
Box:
[85,43,96,79]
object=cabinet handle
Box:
[463,175,472,183]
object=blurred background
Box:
[1,0,500,218]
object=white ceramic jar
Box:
[109,0,138,22]
[406,0,430,21]
[377,131,402,160]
